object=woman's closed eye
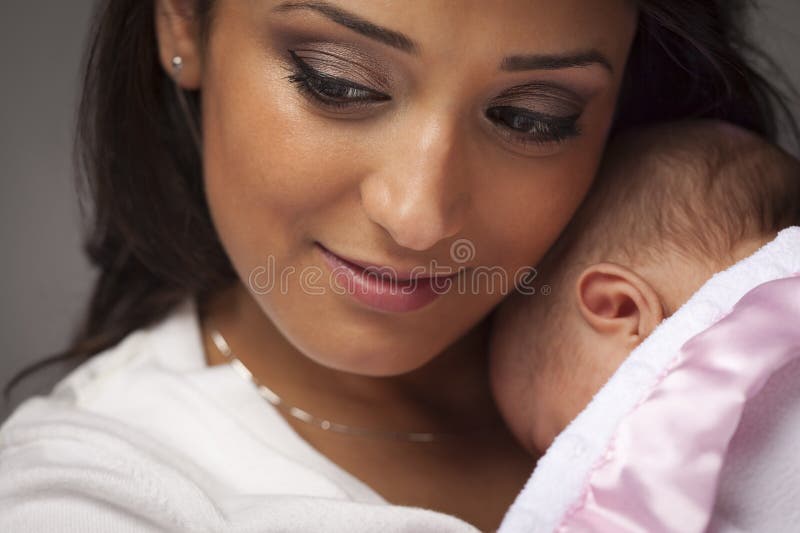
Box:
[282,49,390,110]
[281,49,584,148]
[485,106,581,146]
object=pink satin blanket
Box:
[557,272,800,532]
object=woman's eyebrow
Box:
[500,51,613,73]
[271,0,613,73]
[272,0,419,54]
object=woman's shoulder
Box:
[0,297,227,531]
[0,296,233,481]
[0,396,228,532]
[47,297,206,405]
[2,294,201,428]
[2,297,215,434]
[0,295,330,498]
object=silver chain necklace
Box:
[208,327,492,442]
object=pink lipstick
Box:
[316,243,461,313]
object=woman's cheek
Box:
[472,158,595,278]
[202,67,371,274]
[469,104,615,276]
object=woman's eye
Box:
[282,50,390,111]
[485,105,581,146]
[281,49,581,147]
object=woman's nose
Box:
[359,120,470,252]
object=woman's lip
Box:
[315,242,462,281]
[315,242,461,313]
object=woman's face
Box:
[160,0,637,376]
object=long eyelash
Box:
[517,115,581,145]
[487,106,582,146]
[284,69,350,109]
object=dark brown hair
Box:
[4,0,799,401]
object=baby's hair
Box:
[491,119,800,380]
[533,119,800,305]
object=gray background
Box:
[2,1,799,420]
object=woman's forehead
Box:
[232,0,637,70]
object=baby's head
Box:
[489,119,800,456]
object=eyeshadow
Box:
[287,43,396,91]
[493,82,586,117]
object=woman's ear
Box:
[574,262,665,348]
[154,0,203,89]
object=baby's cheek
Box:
[488,344,540,455]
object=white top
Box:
[0,297,480,533]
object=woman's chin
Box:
[283,329,443,377]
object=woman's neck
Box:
[198,282,535,531]
[198,282,504,435]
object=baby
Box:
[488,119,800,456]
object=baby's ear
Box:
[574,262,664,348]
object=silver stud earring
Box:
[171,55,183,76]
